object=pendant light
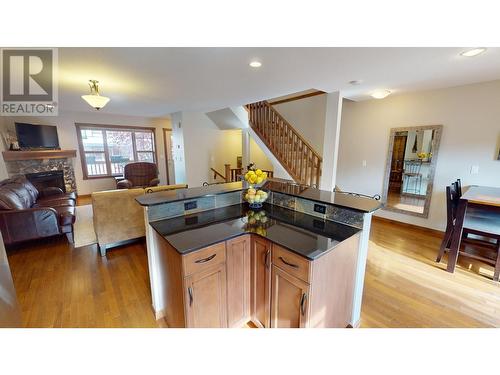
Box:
[81,80,110,110]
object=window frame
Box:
[75,123,157,180]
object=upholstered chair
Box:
[116,162,160,189]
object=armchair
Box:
[117,162,160,189]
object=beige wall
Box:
[273,94,327,154]
[338,79,500,231]
[0,111,171,195]
[250,137,274,172]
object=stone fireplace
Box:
[2,150,78,193]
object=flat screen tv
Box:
[15,123,60,150]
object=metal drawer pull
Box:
[265,249,271,269]
[300,293,307,316]
[188,287,193,307]
[279,256,299,269]
[194,253,216,264]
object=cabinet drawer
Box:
[182,242,226,277]
[272,244,311,283]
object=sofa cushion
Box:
[0,187,25,209]
[0,183,34,209]
[11,175,39,202]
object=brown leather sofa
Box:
[117,162,160,189]
[0,175,76,245]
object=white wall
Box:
[172,112,242,187]
[0,111,171,195]
[338,80,500,231]
[273,94,327,154]
[171,111,276,187]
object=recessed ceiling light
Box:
[349,80,363,85]
[460,48,487,57]
[371,89,391,99]
[249,60,262,68]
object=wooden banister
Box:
[212,165,274,183]
[246,100,322,187]
[210,167,226,181]
[224,164,231,182]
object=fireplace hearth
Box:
[26,170,66,192]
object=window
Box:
[76,123,156,179]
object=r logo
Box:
[2,49,53,101]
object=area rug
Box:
[73,204,97,248]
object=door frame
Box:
[162,128,173,185]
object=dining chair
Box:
[436,184,500,281]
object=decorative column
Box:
[320,91,343,191]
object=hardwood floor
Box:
[364,218,500,327]
[7,237,166,328]
[5,213,500,328]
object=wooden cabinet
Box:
[226,235,251,328]
[184,263,227,328]
[273,244,311,283]
[154,227,361,328]
[250,236,272,328]
[270,265,310,328]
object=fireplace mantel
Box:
[2,150,77,161]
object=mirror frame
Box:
[381,124,443,218]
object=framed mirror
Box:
[382,125,443,218]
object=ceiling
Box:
[58,47,500,117]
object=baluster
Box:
[266,104,270,142]
[306,149,311,186]
[292,133,297,175]
[298,142,304,183]
[259,103,264,134]
[316,158,321,187]
[271,110,275,149]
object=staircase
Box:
[246,100,322,187]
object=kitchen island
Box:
[136,181,381,328]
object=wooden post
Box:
[224,164,231,182]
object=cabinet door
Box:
[270,265,310,328]
[226,235,251,328]
[250,236,272,328]
[184,263,227,328]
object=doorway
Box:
[163,128,175,184]
[388,133,407,193]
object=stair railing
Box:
[247,100,322,187]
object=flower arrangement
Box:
[244,164,269,208]
[417,151,432,160]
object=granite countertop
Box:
[149,203,361,260]
[136,181,243,206]
[264,180,381,213]
[137,180,381,213]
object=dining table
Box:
[447,186,500,273]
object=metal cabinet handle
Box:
[194,253,216,264]
[300,293,307,316]
[188,287,193,307]
[279,256,299,269]
[265,249,271,269]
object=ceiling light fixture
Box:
[81,80,110,110]
[349,80,363,85]
[371,89,391,99]
[249,60,262,68]
[460,47,487,57]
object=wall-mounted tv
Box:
[15,123,60,150]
